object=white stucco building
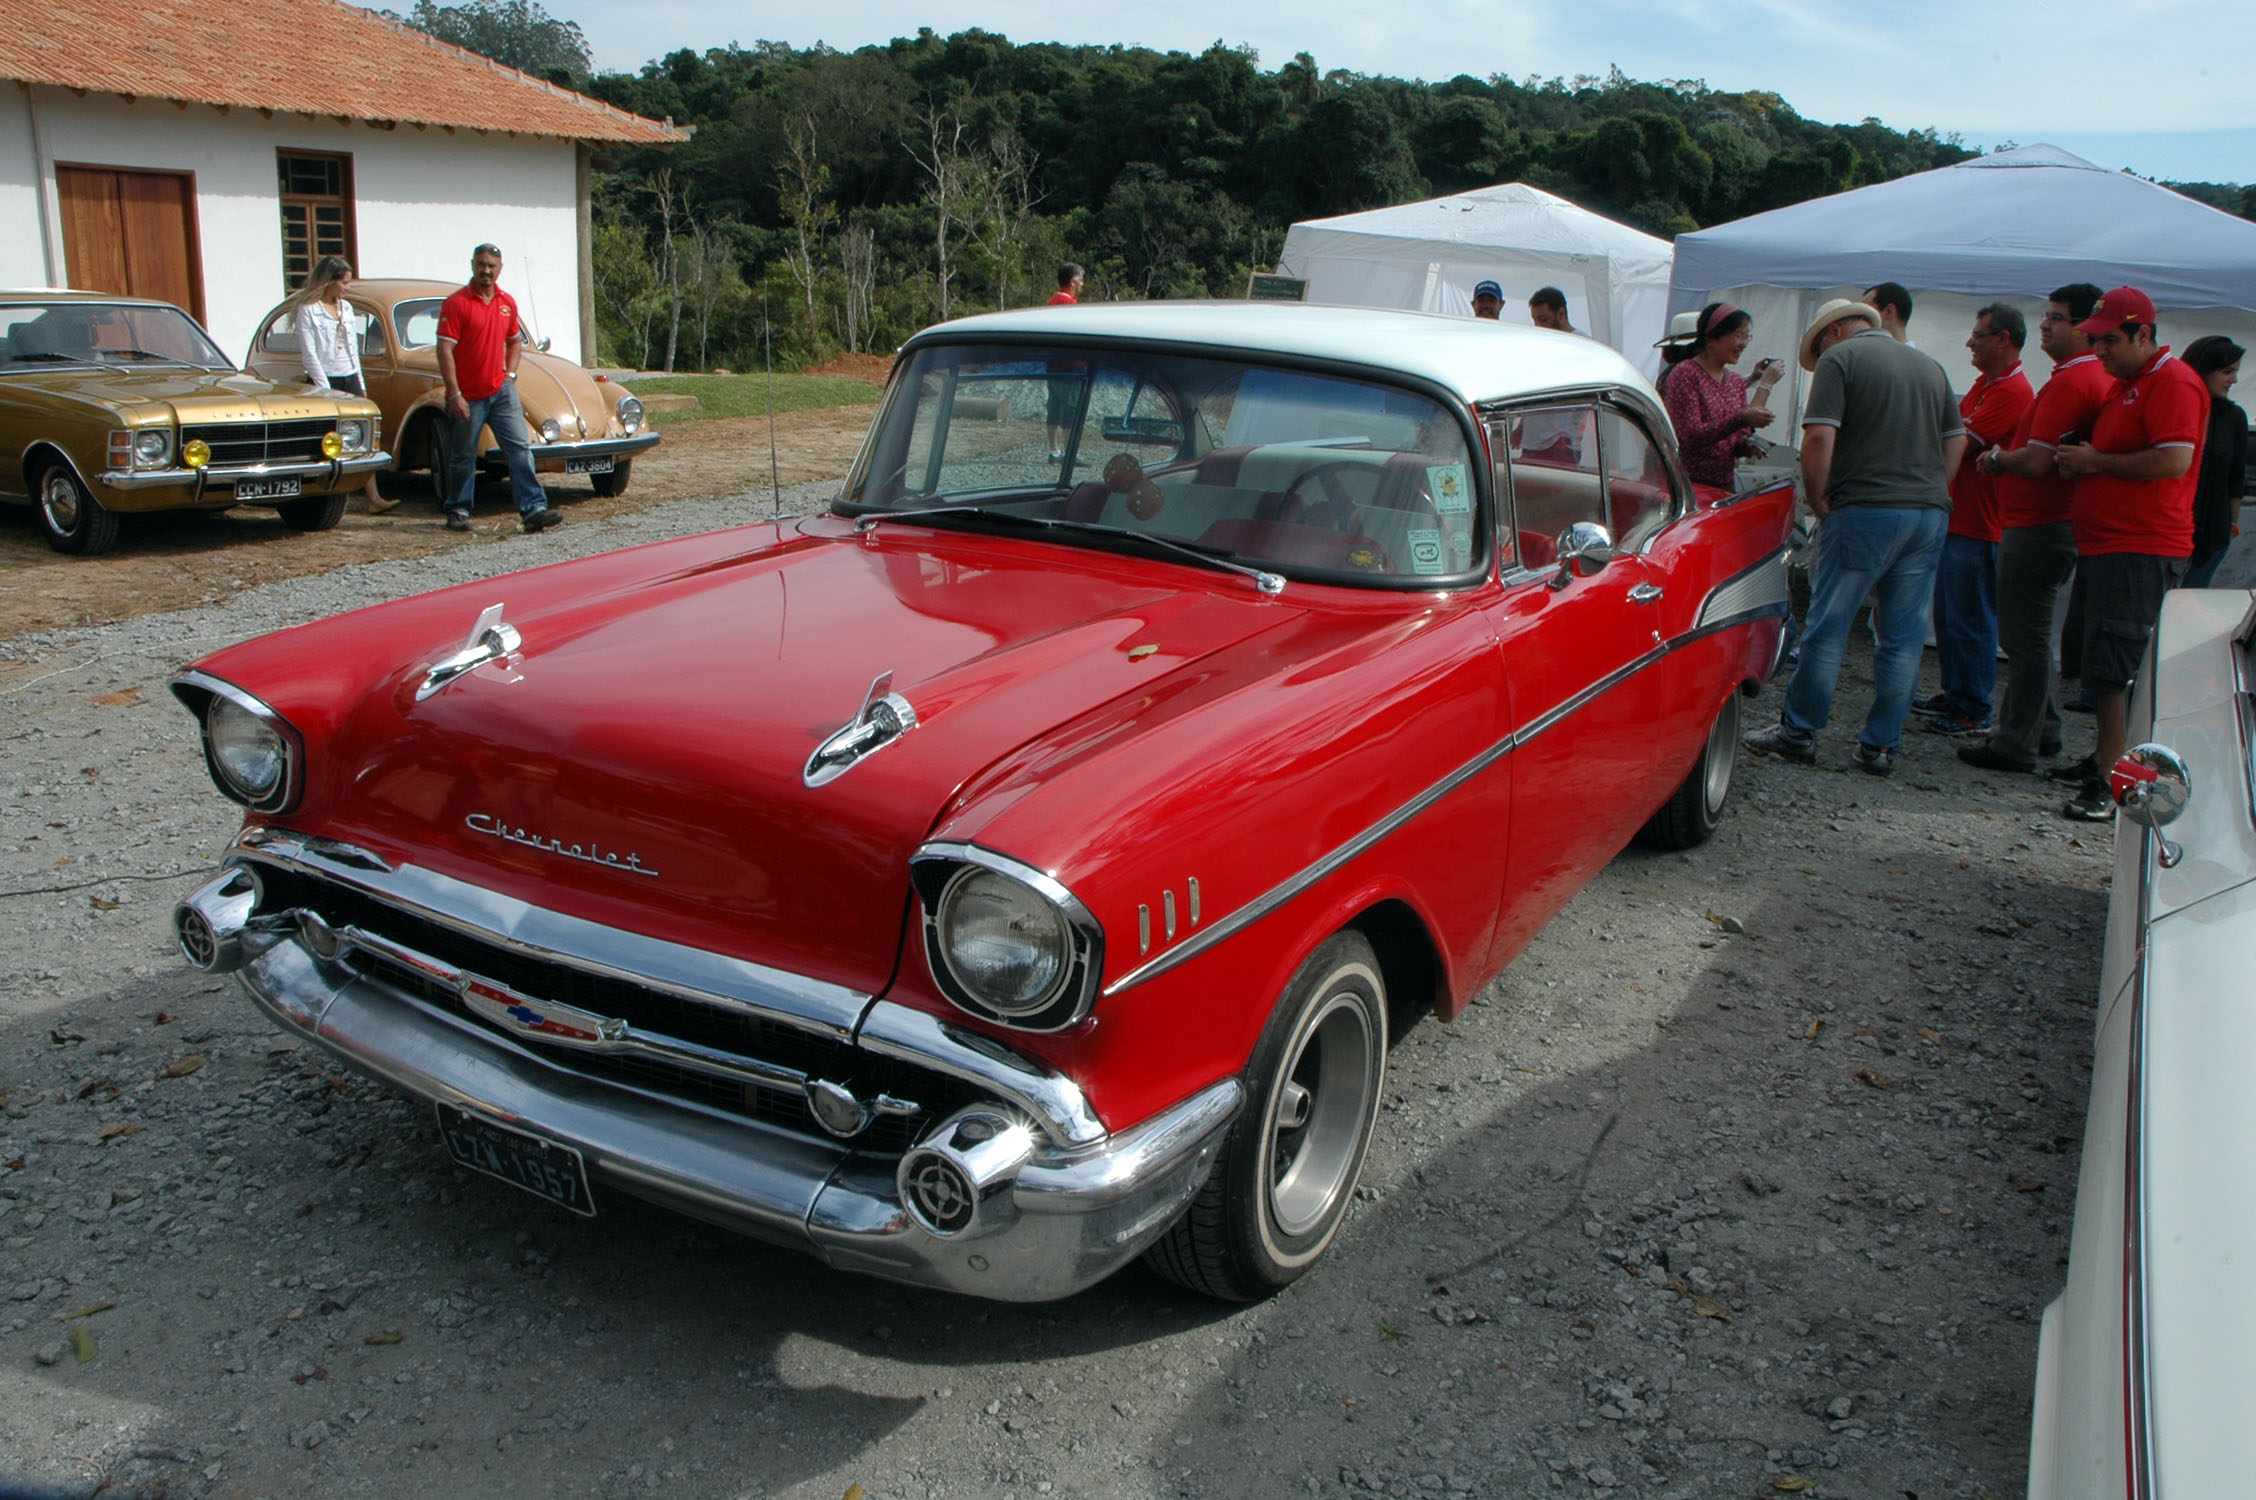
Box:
[0,0,680,365]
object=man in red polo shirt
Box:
[1959,283,2113,776]
[2051,285,2210,819]
[1920,303,2033,736]
[436,243,559,534]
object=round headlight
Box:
[539,418,562,444]
[616,396,644,436]
[935,867,1070,1016]
[206,696,287,805]
[132,430,171,468]
[320,430,343,459]
[337,418,371,455]
[182,438,210,469]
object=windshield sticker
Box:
[1406,528,1446,574]
[1427,464,1471,513]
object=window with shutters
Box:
[276,151,357,288]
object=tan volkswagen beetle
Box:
[1,290,387,555]
[245,279,658,501]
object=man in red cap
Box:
[2049,286,2210,819]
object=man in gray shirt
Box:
[1745,298,1967,775]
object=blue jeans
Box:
[2183,548,2227,589]
[1931,533,1998,720]
[449,380,548,517]
[1781,504,1949,752]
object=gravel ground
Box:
[0,481,2113,1500]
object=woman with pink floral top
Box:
[1659,302,1780,489]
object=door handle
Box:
[1629,583,1664,604]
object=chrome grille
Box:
[254,865,976,1155]
[181,418,336,467]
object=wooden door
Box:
[55,165,203,321]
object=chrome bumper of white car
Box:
[96,453,392,490]
[184,868,1236,1301]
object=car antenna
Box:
[763,295,781,510]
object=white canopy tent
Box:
[1277,183,1675,377]
[1668,144,2256,433]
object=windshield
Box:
[846,343,1484,584]
[0,301,233,370]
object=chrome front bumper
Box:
[96,453,392,491]
[200,872,1236,1301]
[485,432,661,468]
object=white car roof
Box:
[919,302,1661,411]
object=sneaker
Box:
[1958,743,2036,774]
[1921,713,1993,737]
[2062,779,2115,821]
[443,511,472,532]
[2064,688,2097,714]
[1743,722,1816,763]
[1852,742,1894,776]
[521,507,564,533]
[1908,692,1952,717]
[2045,754,2100,785]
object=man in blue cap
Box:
[1470,281,1504,320]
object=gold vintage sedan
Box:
[245,280,658,501]
[0,291,387,555]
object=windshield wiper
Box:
[858,500,1283,595]
[6,352,85,364]
[100,349,185,362]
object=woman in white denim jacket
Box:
[289,255,395,514]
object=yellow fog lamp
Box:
[182,439,211,469]
[321,430,344,459]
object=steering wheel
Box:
[1279,462,1361,534]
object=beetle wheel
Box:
[35,463,121,556]
[1146,930,1386,1301]
[589,458,632,497]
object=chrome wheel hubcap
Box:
[1267,990,1377,1239]
[1704,694,1740,815]
[41,472,80,532]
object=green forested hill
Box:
[540,26,2173,372]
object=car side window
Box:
[1501,403,1602,568]
[261,310,300,354]
[1599,407,1677,552]
[356,304,389,362]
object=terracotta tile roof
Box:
[2,0,683,144]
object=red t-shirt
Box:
[1997,354,2112,530]
[1046,290,1077,306]
[2072,349,2210,558]
[1946,363,2033,542]
[436,286,522,401]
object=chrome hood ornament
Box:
[418,602,522,701]
[805,670,920,787]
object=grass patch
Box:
[627,373,883,424]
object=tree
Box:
[387,0,591,80]
[909,108,978,322]
[776,111,836,357]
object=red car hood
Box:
[209,519,1300,997]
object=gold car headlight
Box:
[132,430,172,469]
[616,396,645,436]
[337,418,372,455]
[182,438,210,469]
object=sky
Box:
[534,0,2256,184]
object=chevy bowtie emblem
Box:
[462,980,625,1049]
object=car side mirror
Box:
[1548,522,1613,590]
[536,337,552,353]
[2113,742,2191,868]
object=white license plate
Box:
[565,455,614,475]
[434,1102,595,1216]
[233,476,302,500]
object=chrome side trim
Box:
[2123,791,2157,1500]
[1103,549,1789,996]
[228,829,870,1040]
[1695,546,1792,630]
[855,1000,1107,1150]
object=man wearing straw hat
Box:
[1744,298,1965,775]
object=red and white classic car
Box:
[169,303,1794,1302]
